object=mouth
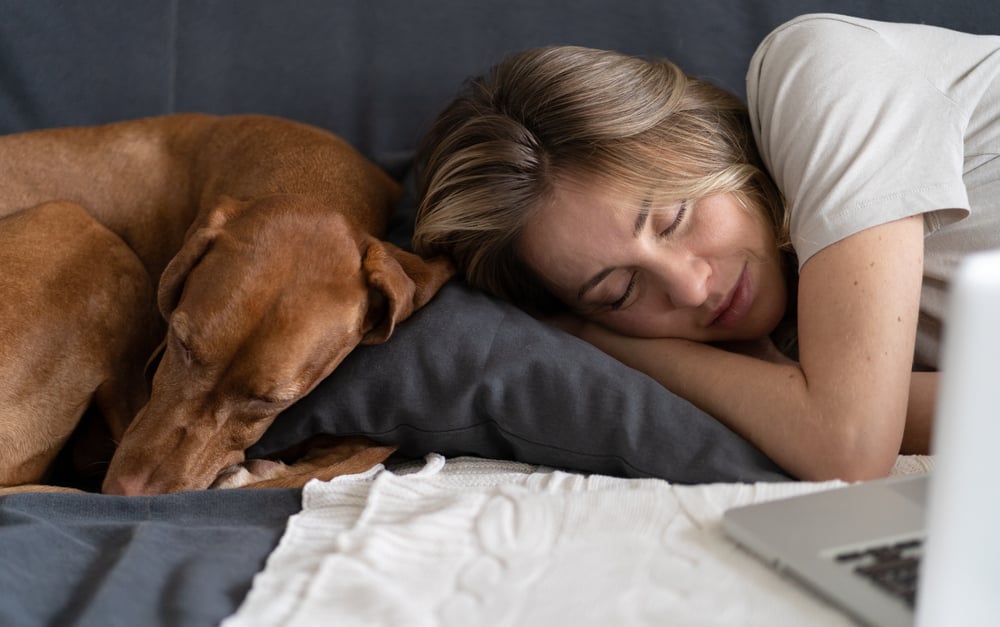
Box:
[709,263,753,330]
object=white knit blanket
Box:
[223,454,933,627]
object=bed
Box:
[0,1,990,625]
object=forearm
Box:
[902,371,937,454]
[551,215,927,480]
[577,328,908,481]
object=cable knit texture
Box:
[224,455,932,627]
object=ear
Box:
[157,196,248,318]
[157,228,216,319]
[143,338,167,385]
[361,239,456,344]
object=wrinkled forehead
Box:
[174,216,368,329]
[535,176,649,237]
[517,182,636,296]
[218,227,362,286]
[230,199,363,250]
[168,252,369,388]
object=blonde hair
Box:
[414,45,787,312]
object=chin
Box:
[749,304,788,340]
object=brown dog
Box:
[0,113,453,495]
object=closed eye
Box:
[169,313,200,366]
[657,200,688,238]
[171,330,197,366]
[251,394,282,405]
[245,395,286,414]
[609,200,689,311]
[610,271,638,311]
[248,386,299,408]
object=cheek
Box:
[697,198,773,252]
[757,262,790,331]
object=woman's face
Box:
[518,179,788,342]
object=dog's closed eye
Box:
[247,387,298,409]
[169,314,198,366]
[180,340,195,366]
[248,395,281,407]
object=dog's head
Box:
[101,195,454,495]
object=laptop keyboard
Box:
[835,539,924,607]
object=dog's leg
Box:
[209,435,398,489]
[0,202,158,490]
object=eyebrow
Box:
[576,196,650,303]
[632,198,650,236]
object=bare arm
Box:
[569,215,929,481]
[902,371,936,454]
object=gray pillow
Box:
[250,279,788,484]
[249,169,788,483]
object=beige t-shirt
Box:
[747,13,1000,366]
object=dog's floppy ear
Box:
[361,239,455,344]
[157,196,247,318]
[157,229,216,319]
[143,338,167,385]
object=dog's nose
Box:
[102,474,151,496]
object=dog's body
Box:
[0,113,452,495]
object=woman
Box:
[413,14,1000,481]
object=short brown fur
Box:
[0,113,453,495]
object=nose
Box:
[653,252,710,309]
[102,473,153,496]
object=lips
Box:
[709,264,753,329]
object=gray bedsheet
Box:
[0,489,301,627]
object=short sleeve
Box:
[746,14,970,268]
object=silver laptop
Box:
[722,248,1000,627]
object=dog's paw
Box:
[210,459,287,489]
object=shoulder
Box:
[750,13,887,68]
[747,15,973,269]
[747,14,895,105]
[745,14,904,197]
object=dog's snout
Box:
[104,409,253,495]
[102,473,151,496]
